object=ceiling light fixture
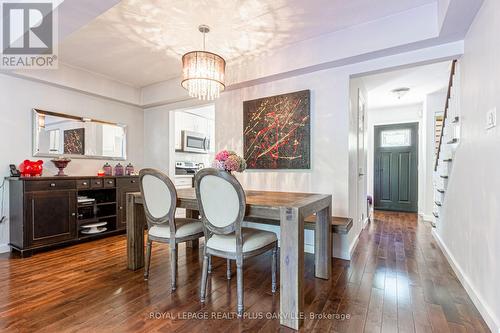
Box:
[181,25,226,101]
[391,87,410,99]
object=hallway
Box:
[350,211,490,332]
[0,212,490,332]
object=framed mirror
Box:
[33,109,127,160]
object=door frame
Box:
[373,122,419,212]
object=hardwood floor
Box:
[0,211,490,332]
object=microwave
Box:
[181,130,210,154]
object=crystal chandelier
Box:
[181,25,226,101]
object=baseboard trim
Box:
[348,233,360,259]
[0,244,10,253]
[361,217,369,229]
[432,229,500,333]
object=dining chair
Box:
[195,168,278,316]
[139,168,204,291]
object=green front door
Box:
[374,123,418,212]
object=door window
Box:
[380,129,411,147]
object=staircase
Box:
[433,60,460,227]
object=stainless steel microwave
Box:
[181,130,210,154]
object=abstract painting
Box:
[243,90,311,169]
[64,128,85,155]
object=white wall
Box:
[215,67,351,258]
[216,69,350,214]
[0,74,144,250]
[433,0,500,331]
[366,103,424,212]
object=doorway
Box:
[374,122,418,212]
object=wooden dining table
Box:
[126,187,332,330]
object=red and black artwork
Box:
[64,128,85,155]
[243,90,310,169]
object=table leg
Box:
[315,204,332,279]
[279,207,304,330]
[185,209,200,249]
[127,194,146,270]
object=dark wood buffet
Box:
[8,175,140,257]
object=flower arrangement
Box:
[212,150,247,173]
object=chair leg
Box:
[226,259,231,280]
[144,239,152,281]
[272,244,278,293]
[200,253,209,303]
[170,243,177,291]
[236,259,244,317]
[208,255,212,273]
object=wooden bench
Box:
[304,215,353,235]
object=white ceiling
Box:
[363,61,451,109]
[59,0,436,87]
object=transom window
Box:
[380,129,411,147]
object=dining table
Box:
[126,187,332,330]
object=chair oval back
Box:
[194,168,246,235]
[139,169,177,228]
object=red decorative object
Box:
[19,160,44,177]
[97,170,105,177]
[51,158,71,176]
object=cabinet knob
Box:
[82,182,88,186]
[108,180,113,184]
[50,183,56,187]
[131,180,136,183]
[119,206,123,210]
[71,213,76,216]
[96,181,101,185]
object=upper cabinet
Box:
[174,110,215,152]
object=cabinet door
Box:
[117,188,128,230]
[116,181,140,230]
[25,191,77,247]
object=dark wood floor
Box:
[0,211,490,332]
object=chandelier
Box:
[181,25,226,101]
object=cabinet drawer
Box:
[76,179,90,189]
[116,177,139,189]
[91,179,104,189]
[25,180,76,192]
[104,179,115,188]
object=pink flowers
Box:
[212,150,247,173]
[215,150,230,161]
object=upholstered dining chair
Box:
[139,168,204,291]
[195,168,278,316]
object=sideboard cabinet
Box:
[8,176,140,257]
